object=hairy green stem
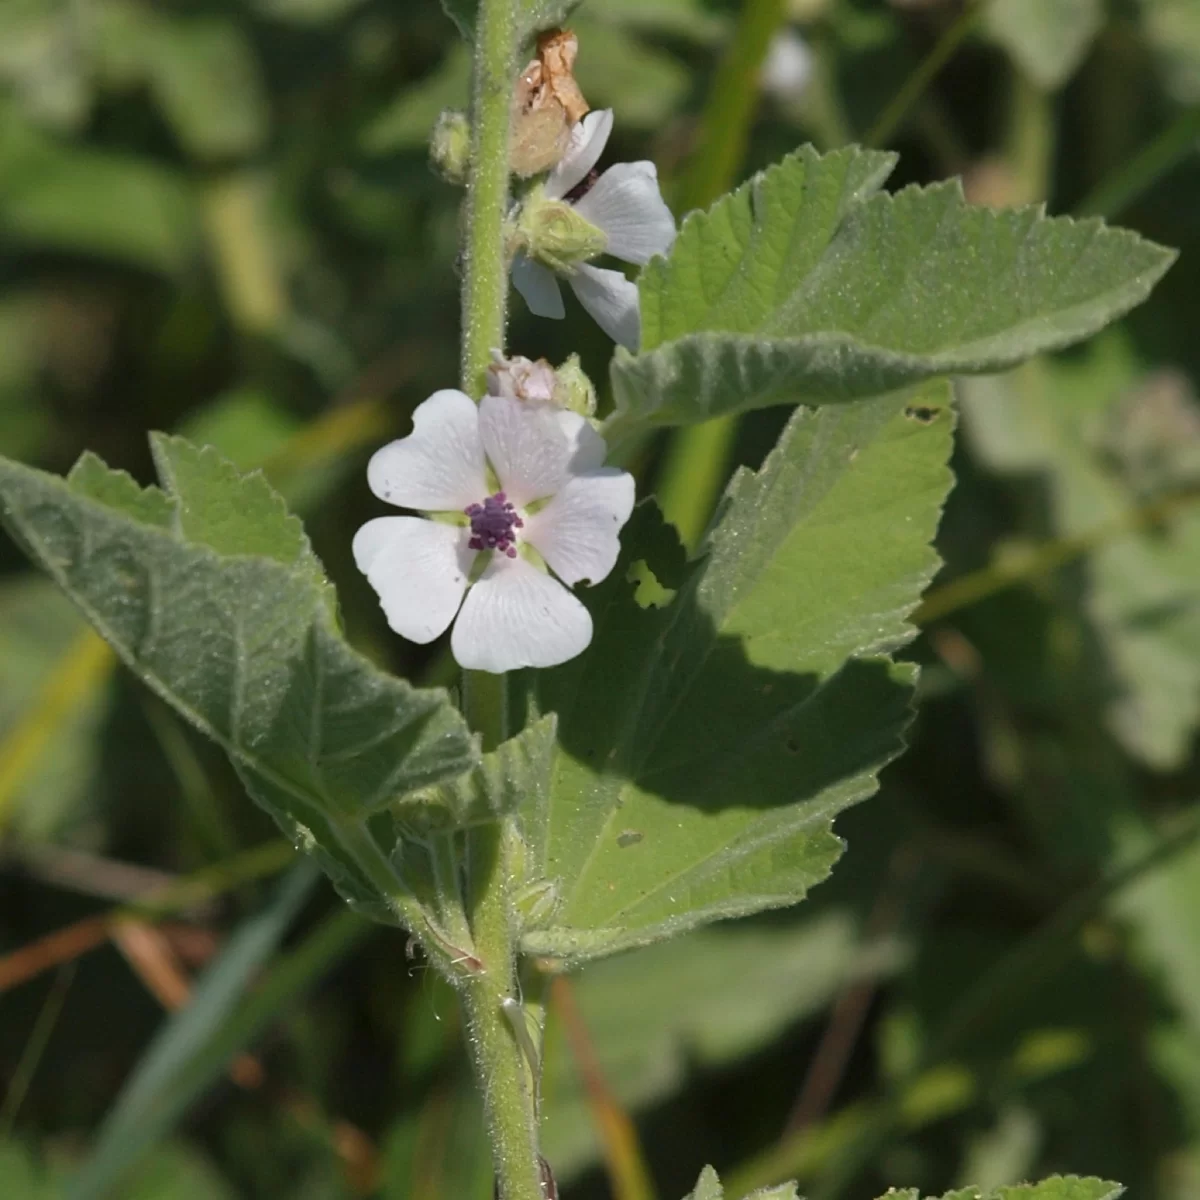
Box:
[456,1,543,1196]
[460,0,517,396]
[463,819,544,1200]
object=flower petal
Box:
[556,411,608,473]
[451,555,592,672]
[367,389,486,512]
[523,470,635,587]
[478,394,574,506]
[572,162,676,264]
[545,109,613,199]
[568,264,641,350]
[353,517,473,644]
[511,252,566,319]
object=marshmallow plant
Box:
[0,0,1175,1196]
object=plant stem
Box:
[1076,103,1200,218]
[913,482,1200,625]
[463,668,510,750]
[463,819,544,1200]
[1005,66,1055,207]
[457,1,543,1196]
[865,0,987,149]
[460,0,516,396]
[673,0,786,213]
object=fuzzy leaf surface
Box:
[682,1166,799,1200]
[608,145,1174,436]
[397,713,557,835]
[518,387,953,966]
[0,441,478,920]
[878,1177,1124,1200]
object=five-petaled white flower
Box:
[510,109,676,351]
[353,388,635,673]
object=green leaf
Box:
[518,386,953,966]
[0,0,91,130]
[685,1167,724,1200]
[67,453,176,528]
[439,0,581,42]
[254,0,367,24]
[0,112,199,272]
[875,1178,1124,1200]
[0,1142,51,1198]
[608,146,1174,436]
[120,1143,237,1200]
[681,1166,800,1200]
[1117,826,1200,1042]
[957,1108,1041,1194]
[984,0,1103,90]
[961,336,1200,769]
[148,435,328,595]
[144,16,269,160]
[541,911,904,1180]
[0,439,478,919]
[398,713,557,835]
[360,46,471,155]
[1137,0,1200,103]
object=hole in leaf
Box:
[627,559,677,608]
[904,404,942,424]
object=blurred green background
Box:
[2,0,1200,1197]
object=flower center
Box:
[465,492,524,558]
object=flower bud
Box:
[552,354,596,417]
[430,109,470,184]
[514,184,607,272]
[487,352,597,418]
[487,352,558,406]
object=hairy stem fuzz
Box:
[457,1,545,1197]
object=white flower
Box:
[353,388,635,673]
[510,109,677,351]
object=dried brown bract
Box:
[510,29,590,178]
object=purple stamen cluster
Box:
[466,491,523,558]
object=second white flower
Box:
[353,388,635,673]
